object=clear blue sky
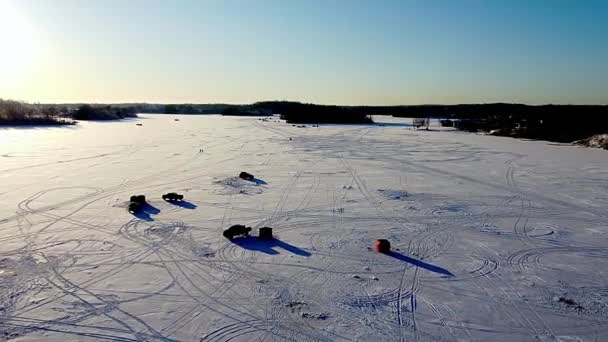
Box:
[2,0,607,104]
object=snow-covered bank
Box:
[1,114,607,341]
[575,134,608,150]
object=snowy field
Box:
[1,114,608,342]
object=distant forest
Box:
[3,99,608,144]
[160,101,608,142]
[0,99,74,126]
[379,103,608,143]
[252,102,608,142]
[152,101,608,142]
[0,100,137,125]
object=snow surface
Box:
[1,114,608,341]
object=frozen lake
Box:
[1,114,608,341]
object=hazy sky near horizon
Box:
[1,0,607,105]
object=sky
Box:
[0,0,607,105]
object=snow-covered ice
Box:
[1,114,607,341]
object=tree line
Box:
[0,99,73,126]
[382,103,608,143]
[0,100,140,125]
[4,99,607,143]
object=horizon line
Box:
[2,98,607,107]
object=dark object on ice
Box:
[301,312,328,320]
[223,224,252,239]
[174,118,180,121]
[259,227,273,239]
[557,297,577,306]
[439,119,454,127]
[555,297,584,311]
[162,192,184,201]
[128,195,146,213]
[130,195,146,204]
[136,123,143,126]
[286,301,307,309]
[239,172,254,181]
[128,201,143,213]
[375,239,391,253]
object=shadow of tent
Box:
[166,200,197,209]
[386,252,454,277]
[231,236,311,257]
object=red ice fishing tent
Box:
[375,239,391,253]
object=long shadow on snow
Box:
[231,236,311,256]
[165,200,197,209]
[246,177,268,185]
[387,251,454,277]
[132,203,161,221]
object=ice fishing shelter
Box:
[375,239,391,253]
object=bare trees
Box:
[0,99,72,125]
[0,99,36,121]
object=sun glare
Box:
[0,0,37,82]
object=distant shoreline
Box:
[3,99,608,148]
[0,118,76,127]
[1,99,137,127]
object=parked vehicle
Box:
[239,171,254,181]
[128,195,146,213]
[128,201,143,213]
[223,224,252,239]
[130,195,146,204]
[162,192,184,201]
